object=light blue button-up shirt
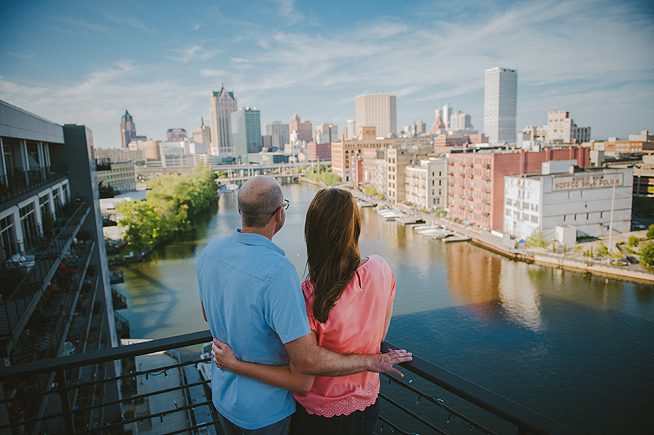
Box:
[197,231,310,429]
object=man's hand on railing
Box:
[368,348,413,377]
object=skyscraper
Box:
[355,93,397,138]
[120,110,137,148]
[265,121,290,149]
[209,84,237,156]
[231,108,262,159]
[483,67,517,144]
[290,114,313,142]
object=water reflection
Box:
[445,243,501,308]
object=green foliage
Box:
[364,185,378,196]
[596,241,609,257]
[304,166,341,186]
[647,224,654,240]
[628,236,640,247]
[640,241,654,268]
[117,166,217,252]
[526,230,548,249]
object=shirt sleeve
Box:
[262,262,311,344]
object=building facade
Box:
[192,118,211,146]
[545,110,591,144]
[633,154,654,197]
[447,147,590,231]
[209,84,237,156]
[265,122,290,150]
[0,100,121,430]
[355,93,397,139]
[450,111,473,131]
[504,165,633,240]
[306,142,332,162]
[405,158,448,211]
[484,67,517,144]
[290,114,313,143]
[231,108,262,159]
[315,123,339,144]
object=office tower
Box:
[265,122,290,149]
[231,108,263,159]
[450,111,473,131]
[209,84,237,156]
[192,117,212,146]
[290,114,313,142]
[346,119,356,139]
[441,104,452,129]
[355,93,397,138]
[483,67,517,144]
[120,110,137,148]
[315,123,339,143]
[0,100,121,429]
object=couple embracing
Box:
[197,176,412,435]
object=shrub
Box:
[628,236,640,247]
[640,241,654,268]
[647,224,654,240]
[596,241,609,257]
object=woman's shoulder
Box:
[363,254,392,270]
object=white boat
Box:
[421,228,449,239]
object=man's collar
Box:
[233,230,285,256]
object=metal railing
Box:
[0,165,68,205]
[0,330,572,435]
[0,201,90,351]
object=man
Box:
[197,176,411,434]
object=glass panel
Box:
[20,202,39,250]
[26,141,40,169]
[1,214,19,262]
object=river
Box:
[116,182,654,434]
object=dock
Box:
[444,235,472,243]
[396,215,425,225]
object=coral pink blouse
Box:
[294,255,396,417]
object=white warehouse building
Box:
[504,160,632,241]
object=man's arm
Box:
[283,333,412,377]
[212,339,314,392]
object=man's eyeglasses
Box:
[272,199,290,215]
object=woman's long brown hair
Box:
[305,188,361,323]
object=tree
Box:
[640,241,654,268]
[526,230,548,249]
[647,224,654,240]
[628,236,640,247]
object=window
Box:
[1,214,19,262]
[20,202,39,251]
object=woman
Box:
[215,188,396,434]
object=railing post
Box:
[56,368,75,434]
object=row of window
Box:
[1,183,70,262]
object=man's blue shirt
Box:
[197,231,310,429]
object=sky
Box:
[0,0,653,148]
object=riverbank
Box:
[344,185,654,285]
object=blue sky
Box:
[1,0,653,147]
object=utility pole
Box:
[608,180,616,255]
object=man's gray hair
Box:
[237,176,284,228]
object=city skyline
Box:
[0,0,652,147]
